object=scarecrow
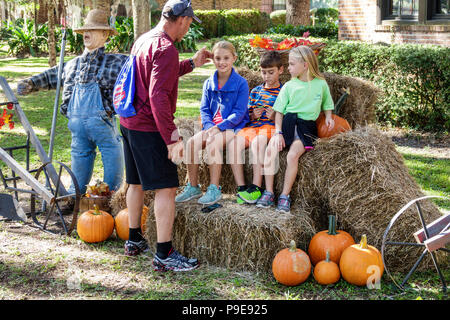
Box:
[17,9,127,196]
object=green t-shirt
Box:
[272,77,334,120]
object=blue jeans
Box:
[67,81,124,194]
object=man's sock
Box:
[247,184,262,193]
[129,227,144,242]
[156,241,173,260]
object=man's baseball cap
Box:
[162,0,202,23]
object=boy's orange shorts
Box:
[236,124,276,143]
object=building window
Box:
[273,0,286,11]
[430,0,450,19]
[384,0,418,20]
[381,0,450,22]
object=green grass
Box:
[402,153,450,210]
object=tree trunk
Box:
[47,0,57,67]
[132,0,150,41]
[286,0,310,26]
[96,0,111,15]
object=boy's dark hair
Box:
[260,50,283,69]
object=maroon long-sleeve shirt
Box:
[119,29,193,145]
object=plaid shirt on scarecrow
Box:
[29,47,128,117]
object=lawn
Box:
[0,49,449,301]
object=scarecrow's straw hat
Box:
[73,9,118,36]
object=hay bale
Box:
[144,196,317,272]
[295,126,445,271]
[236,67,380,128]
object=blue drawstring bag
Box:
[113,54,137,118]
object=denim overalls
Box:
[67,55,124,194]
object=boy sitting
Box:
[229,50,284,204]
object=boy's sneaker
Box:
[175,183,202,203]
[256,191,275,208]
[124,239,149,256]
[237,185,262,204]
[198,184,222,205]
[153,249,199,272]
[276,194,291,213]
[236,196,245,204]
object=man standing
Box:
[119,0,212,272]
[17,9,126,196]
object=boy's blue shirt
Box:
[200,68,250,132]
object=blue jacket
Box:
[200,68,249,132]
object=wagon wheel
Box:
[381,196,449,292]
[30,161,81,236]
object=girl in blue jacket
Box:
[176,40,249,205]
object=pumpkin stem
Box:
[289,240,297,252]
[360,234,368,249]
[327,215,338,235]
[92,204,101,215]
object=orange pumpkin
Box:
[313,251,341,285]
[316,112,351,138]
[308,215,355,265]
[77,205,114,243]
[272,240,311,286]
[339,234,384,286]
[114,206,149,240]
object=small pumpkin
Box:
[308,215,355,265]
[272,240,311,286]
[77,205,114,243]
[114,206,149,241]
[339,234,384,286]
[313,251,341,285]
[316,112,351,138]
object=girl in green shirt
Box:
[256,45,335,213]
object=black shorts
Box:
[120,125,179,191]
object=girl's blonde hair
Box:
[212,40,237,57]
[289,46,324,80]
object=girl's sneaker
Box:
[152,249,199,272]
[237,185,262,204]
[256,191,275,208]
[175,183,202,203]
[276,194,291,213]
[198,184,222,205]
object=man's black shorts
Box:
[120,125,179,191]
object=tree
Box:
[47,0,57,67]
[132,0,150,40]
[286,0,310,26]
[96,0,110,14]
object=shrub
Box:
[175,23,204,52]
[6,19,48,57]
[319,41,449,132]
[105,16,134,53]
[65,28,84,54]
[267,23,338,39]
[312,8,339,24]
[194,9,270,38]
[270,10,286,26]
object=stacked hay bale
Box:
[143,197,317,272]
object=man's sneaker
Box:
[153,249,199,272]
[276,194,291,213]
[198,184,222,205]
[237,185,262,204]
[256,191,275,208]
[175,183,202,203]
[124,239,149,256]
